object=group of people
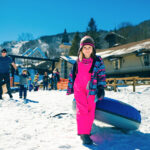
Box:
[42,68,60,91]
[21,69,60,99]
[18,71,53,99]
[0,48,60,100]
[0,36,106,145]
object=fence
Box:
[7,77,150,92]
[57,77,150,92]
[106,77,150,92]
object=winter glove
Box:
[97,86,105,100]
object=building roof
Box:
[59,43,71,49]
[60,56,76,64]
[105,32,126,40]
[97,38,150,59]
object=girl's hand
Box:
[97,87,105,100]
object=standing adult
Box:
[0,49,18,99]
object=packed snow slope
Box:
[0,85,150,150]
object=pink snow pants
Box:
[74,59,96,135]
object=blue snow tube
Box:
[95,97,141,130]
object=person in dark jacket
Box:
[66,36,106,145]
[43,72,49,90]
[48,73,53,90]
[0,49,18,100]
[52,68,60,90]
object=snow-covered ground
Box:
[0,85,150,150]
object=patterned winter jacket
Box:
[67,55,106,100]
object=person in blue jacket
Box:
[0,49,18,100]
[19,69,30,99]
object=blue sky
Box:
[0,0,150,44]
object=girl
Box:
[67,36,106,145]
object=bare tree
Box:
[18,33,34,41]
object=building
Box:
[58,38,150,78]
[104,32,126,48]
[97,38,150,77]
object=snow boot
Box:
[80,134,93,145]
[9,94,13,99]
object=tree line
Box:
[17,18,150,57]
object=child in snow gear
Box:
[28,77,33,92]
[67,36,106,145]
[33,73,39,91]
[19,69,29,99]
[52,68,60,90]
[0,49,18,99]
[43,72,49,90]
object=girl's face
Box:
[82,45,93,58]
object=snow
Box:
[38,40,49,52]
[11,41,27,54]
[60,56,77,64]
[0,85,150,150]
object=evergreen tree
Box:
[62,29,69,43]
[69,32,81,56]
[85,18,101,48]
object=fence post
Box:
[133,78,136,92]
[114,79,117,92]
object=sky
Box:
[0,0,150,44]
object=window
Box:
[113,59,121,70]
[143,54,150,66]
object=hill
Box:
[0,19,150,58]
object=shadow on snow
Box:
[23,99,39,104]
[83,123,150,150]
